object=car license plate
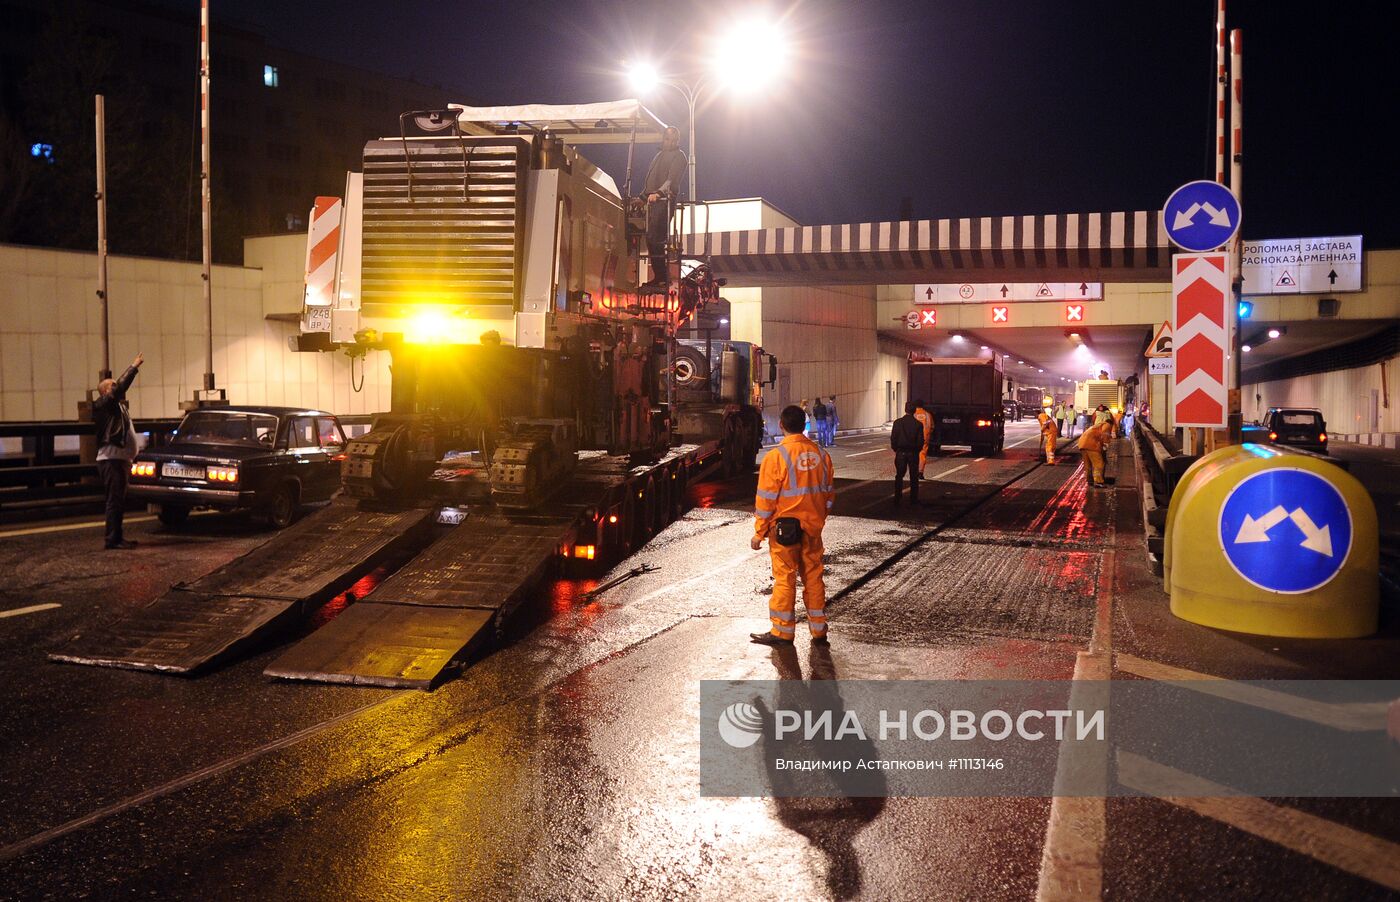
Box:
[163,462,206,480]
[436,507,468,525]
[944,418,961,424]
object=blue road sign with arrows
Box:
[1163,180,1241,252]
[1219,468,1352,593]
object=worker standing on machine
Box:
[914,399,934,476]
[1037,409,1060,464]
[641,126,687,289]
[750,405,835,646]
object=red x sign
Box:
[920,310,937,325]
[1066,304,1084,322]
[992,306,1009,323]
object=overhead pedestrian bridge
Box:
[681,209,1172,286]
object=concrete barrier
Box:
[1164,442,1378,638]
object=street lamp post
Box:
[628,16,788,213]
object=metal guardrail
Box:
[1134,418,1196,504]
[0,419,182,497]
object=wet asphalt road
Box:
[0,422,1397,900]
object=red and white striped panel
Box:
[1173,252,1230,428]
[303,196,343,308]
[680,210,1170,285]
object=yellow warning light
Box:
[403,307,476,344]
[573,544,596,560]
[608,514,619,524]
[404,309,450,344]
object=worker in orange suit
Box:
[1037,410,1060,464]
[913,399,934,476]
[1078,419,1113,488]
[750,404,835,646]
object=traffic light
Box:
[1238,300,1253,319]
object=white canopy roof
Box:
[448,99,669,145]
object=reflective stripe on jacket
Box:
[754,433,835,538]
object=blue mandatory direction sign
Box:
[1219,468,1352,593]
[1163,179,1241,252]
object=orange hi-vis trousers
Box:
[768,532,827,639]
[1083,448,1106,485]
[1043,432,1057,464]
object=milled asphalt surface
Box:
[0,422,1396,900]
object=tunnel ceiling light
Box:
[1242,344,1252,352]
[951,334,964,341]
[979,345,988,350]
[719,317,729,324]
[1018,360,1025,365]
[1267,328,1280,339]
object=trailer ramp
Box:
[49,504,432,674]
[265,513,573,689]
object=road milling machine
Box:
[293,100,771,508]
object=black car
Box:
[1258,407,1329,454]
[129,406,347,528]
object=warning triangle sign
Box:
[1275,270,1296,287]
[1036,283,1053,297]
[1146,320,1173,358]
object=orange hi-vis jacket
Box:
[1077,421,1112,451]
[753,433,835,539]
[914,407,933,444]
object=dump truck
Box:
[907,355,1006,455]
[53,100,774,689]
[1014,386,1052,419]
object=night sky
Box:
[216,0,1395,245]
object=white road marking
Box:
[1035,524,1116,902]
[929,464,969,480]
[1117,753,1400,891]
[974,458,985,462]
[838,479,882,495]
[0,515,157,539]
[845,448,888,458]
[1115,654,1389,731]
[1006,436,1039,448]
[633,551,754,606]
[0,603,61,619]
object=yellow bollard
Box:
[1165,443,1378,638]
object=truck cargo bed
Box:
[265,448,715,689]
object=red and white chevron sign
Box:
[1172,252,1229,428]
[302,197,343,330]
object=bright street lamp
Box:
[627,18,787,202]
